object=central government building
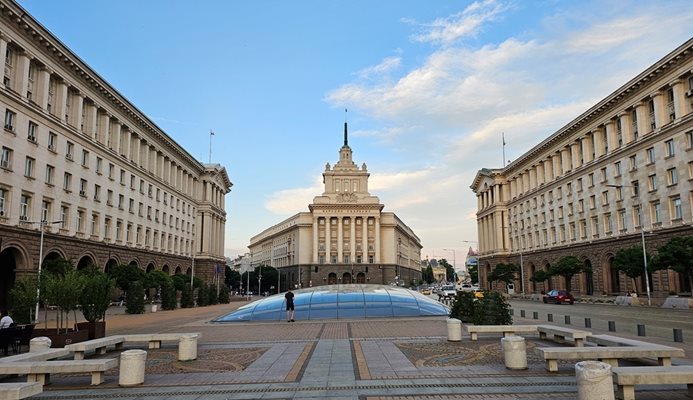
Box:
[470,38,693,300]
[249,124,422,289]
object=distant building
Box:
[248,123,422,289]
[470,38,693,298]
[0,2,232,310]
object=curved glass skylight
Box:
[214,284,449,322]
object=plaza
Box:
[1,299,691,399]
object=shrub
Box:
[160,279,177,310]
[8,275,38,324]
[449,291,476,323]
[473,292,512,325]
[197,283,209,306]
[125,281,145,314]
[80,272,114,322]
[180,284,194,308]
[218,285,230,304]
[208,285,219,305]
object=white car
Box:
[440,285,457,298]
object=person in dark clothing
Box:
[285,289,295,322]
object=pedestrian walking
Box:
[285,289,295,322]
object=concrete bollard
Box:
[178,334,198,361]
[674,328,683,343]
[575,361,614,400]
[584,317,592,328]
[547,313,553,322]
[501,336,527,370]
[29,336,52,352]
[637,324,646,337]
[447,318,462,342]
[151,304,158,313]
[565,315,571,325]
[119,349,147,386]
[520,310,526,318]
[608,321,616,332]
[532,311,538,320]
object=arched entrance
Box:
[146,263,155,273]
[356,272,366,283]
[162,265,170,275]
[0,247,19,311]
[544,263,552,292]
[105,258,118,274]
[342,272,352,284]
[327,272,337,285]
[528,264,536,293]
[186,267,192,276]
[584,259,594,295]
[609,258,620,294]
[77,255,95,271]
[174,266,182,275]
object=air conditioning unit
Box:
[0,159,9,168]
[0,210,4,216]
[48,144,56,151]
[106,200,112,206]
[27,135,36,142]
[93,195,99,201]
[79,190,86,196]
[19,215,28,221]
[4,124,13,130]
[66,153,73,160]
[686,90,693,98]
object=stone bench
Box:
[0,382,43,400]
[121,333,200,349]
[65,336,125,360]
[536,346,685,372]
[0,348,70,363]
[612,365,693,400]
[537,325,591,347]
[587,334,672,349]
[465,325,538,341]
[0,358,118,386]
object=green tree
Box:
[652,236,693,292]
[422,265,434,284]
[472,292,512,325]
[488,263,518,286]
[125,281,145,314]
[449,291,476,323]
[225,268,241,290]
[197,283,209,306]
[548,256,590,292]
[8,275,38,324]
[208,284,219,305]
[44,267,85,333]
[79,271,114,323]
[530,270,549,292]
[160,279,177,310]
[108,264,145,293]
[613,246,649,290]
[468,264,479,284]
[439,259,456,283]
[218,285,230,304]
[180,284,194,308]
[256,265,278,294]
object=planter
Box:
[75,321,106,340]
[32,328,89,348]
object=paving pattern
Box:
[1,302,691,399]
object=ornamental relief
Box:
[336,192,358,203]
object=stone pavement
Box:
[2,300,693,399]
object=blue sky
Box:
[18,0,693,264]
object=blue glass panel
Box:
[365,306,393,318]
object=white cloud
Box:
[409,0,508,45]
[357,56,402,79]
[370,168,435,191]
[264,177,322,215]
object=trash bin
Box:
[447,318,462,342]
[575,361,614,400]
[119,349,147,386]
[501,336,527,370]
[507,283,515,295]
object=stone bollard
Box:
[151,304,158,313]
[178,334,198,361]
[575,361,614,400]
[29,336,52,352]
[447,318,462,342]
[119,349,147,386]
[501,336,527,370]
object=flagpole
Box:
[502,132,506,167]
[209,130,214,163]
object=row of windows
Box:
[317,254,375,264]
[511,195,686,250]
[334,179,359,192]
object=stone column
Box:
[570,141,581,169]
[132,135,140,166]
[362,217,368,262]
[447,318,461,341]
[112,122,122,155]
[634,102,647,138]
[350,216,356,264]
[0,35,7,72]
[671,79,687,119]
[593,128,605,158]
[312,217,318,263]
[29,337,51,352]
[374,216,381,263]
[36,67,50,110]
[55,80,67,123]
[552,152,561,177]
[325,217,331,263]
[72,93,84,131]
[15,51,30,98]
[561,147,571,174]
[536,163,544,186]
[84,102,97,139]
[98,111,110,146]
[618,112,632,144]
[605,120,617,153]
[581,135,593,163]
[651,91,665,131]
[121,127,131,158]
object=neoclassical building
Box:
[471,38,693,299]
[0,0,232,310]
[249,124,422,289]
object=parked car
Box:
[440,285,457,298]
[542,289,574,305]
[421,288,431,295]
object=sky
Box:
[17,0,693,266]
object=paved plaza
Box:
[2,299,693,399]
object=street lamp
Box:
[606,184,651,306]
[21,219,63,323]
[442,248,456,284]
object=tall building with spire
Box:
[249,123,422,289]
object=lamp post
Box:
[606,184,651,306]
[22,220,63,323]
[442,248,456,284]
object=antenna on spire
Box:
[344,108,348,146]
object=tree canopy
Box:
[548,256,590,292]
[653,236,693,292]
[488,263,517,285]
[613,246,649,289]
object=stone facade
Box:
[249,124,423,289]
[0,1,232,309]
[470,38,693,299]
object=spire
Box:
[344,108,348,146]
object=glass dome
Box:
[214,284,449,322]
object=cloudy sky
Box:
[19,0,693,265]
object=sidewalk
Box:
[3,301,692,399]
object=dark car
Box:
[542,289,574,305]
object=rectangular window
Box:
[591,217,599,237]
[129,199,134,213]
[108,163,114,180]
[24,157,34,178]
[118,194,124,210]
[600,167,607,182]
[665,139,675,157]
[48,132,57,151]
[601,191,609,206]
[646,147,655,164]
[631,180,639,197]
[81,149,89,167]
[60,205,68,229]
[45,164,54,185]
[4,109,16,131]
[628,155,637,172]
[63,172,71,191]
[652,201,662,224]
[79,179,87,196]
[648,174,657,191]
[120,169,126,185]
[0,187,6,216]
[667,168,678,186]
[95,157,102,174]
[27,122,37,142]
[672,197,682,220]
[19,194,30,219]
[618,210,626,231]
[604,213,613,233]
[614,161,621,177]
[1,147,12,169]
[94,184,101,201]
[41,200,50,222]
[335,179,340,192]
[615,186,623,201]
[65,141,74,161]
[107,190,113,206]
[91,214,98,236]
[130,175,135,190]
[634,206,642,228]
[687,131,693,149]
